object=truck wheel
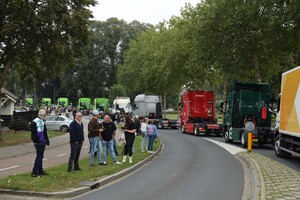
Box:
[240,130,247,148]
[157,121,163,129]
[194,126,198,136]
[181,124,185,133]
[274,135,292,158]
[224,127,233,143]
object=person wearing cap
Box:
[88,110,103,166]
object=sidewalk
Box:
[239,152,300,200]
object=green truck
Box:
[57,98,69,108]
[93,98,109,111]
[25,98,34,105]
[41,98,51,106]
[78,98,91,115]
[221,82,274,147]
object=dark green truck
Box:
[222,82,274,147]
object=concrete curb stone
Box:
[0,140,164,198]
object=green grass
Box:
[166,114,178,120]
[0,131,64,148]
[0,136,160,192]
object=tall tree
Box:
[0,0,96,141]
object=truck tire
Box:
[274,135,292,158]
[194,126,198,136]
[240,130,247,148]
[157,121,163,129]
[224,127,233,143]
[181,123,185,133]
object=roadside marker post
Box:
[248,131,252,152]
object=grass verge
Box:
[0,130,64,148]
[0,136,160,192]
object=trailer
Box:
[274,66,300,158]
[222,82,273,147]
[132,94,179,129]
[179,91,222,136]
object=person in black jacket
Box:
[68,112,84,172]
[31,109,49,177]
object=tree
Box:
[0,0,96,141]
[108,84,127,104]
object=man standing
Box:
[100,114,121,165]
[88,110,103,166]
[68,112,84,172]
[31,109,49,177]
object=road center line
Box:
[57,153,68,157]
[0,165,20,172]
[204,138,246,155]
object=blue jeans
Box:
[89,137,102,165]
[140,132,148,152]
[102,140,118,163]
[32,143,46,175]
[148,134,156,151]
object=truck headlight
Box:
[245,121,255,132]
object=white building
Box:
[1,87,19,125]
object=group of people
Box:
[30,108,158,177]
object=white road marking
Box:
[0,165,20,172]
[204,138,246,155]
[57,153,68,157]
[32,158,48,164]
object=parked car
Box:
[45,116,72,133]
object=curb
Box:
[0,140,164,198]
[235,153,262,200]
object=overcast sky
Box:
[90,0,200,25]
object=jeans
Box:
[32,143,46,175]
[140,132,148,152]
[89,137,102,165]
[148,134,156,151]
[68,142,83,171]
[102,140,118,163]
[124,133,135,157]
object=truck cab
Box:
[94,98,109,112]
[222,82,273,147]
[113,97,131,114]
[179,91,222,136]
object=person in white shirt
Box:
[140,117,149,152]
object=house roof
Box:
[1,87,19,100]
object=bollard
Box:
[248,131,252,152]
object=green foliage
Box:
[109,84,127,104]
[0,0,96,88]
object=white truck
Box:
[132,94,179,129]
[113,97,132,114]
[274,66,300,158]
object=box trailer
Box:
[274,66,300,157]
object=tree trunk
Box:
[222,73,229,124]
[163,93,167,118]
[252,54,262,83]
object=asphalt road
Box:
[207,136,300,173]
[71,129,244,200]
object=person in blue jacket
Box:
[68,112,84,172]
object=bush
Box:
[8,118,30,131]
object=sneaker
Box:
[103,161,107,165]
[114,161,122,165]
[31,174,41,178]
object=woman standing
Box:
[122,115,136,163]
[147,121,158,153]
[140,117,148,152]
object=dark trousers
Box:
[68,142,83,171]
[124,134,135,157]
[32,143,46,175]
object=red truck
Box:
[179,91,223,136]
